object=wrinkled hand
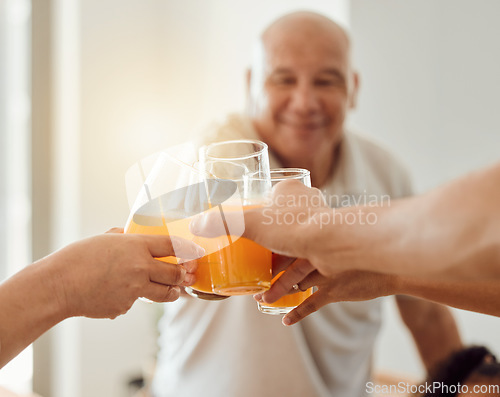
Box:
[257,262,398,325]
[48,233,204,319]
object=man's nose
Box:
[289,83,321,115]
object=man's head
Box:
[247,11,358,167]
[422,346,500,397]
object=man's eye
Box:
[271,76,296,86]
[315,78,340,87]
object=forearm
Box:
[396,295,462,373]
[314,163,500,279]
[0,258,67,368]
[388,164,500,278]
[395,275,500,317]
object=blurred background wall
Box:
[350,0,500,382]
[1,0,500,396]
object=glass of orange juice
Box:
[124,143,235,301]
[253,168,314,315]
[200,139,273,295]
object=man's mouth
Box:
[281,120,326,135]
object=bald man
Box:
[152,12,462,397]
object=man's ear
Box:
[349,71,360,109]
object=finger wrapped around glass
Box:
[124,142,233,300]
[124,140,273,300]
[249,168,314,315]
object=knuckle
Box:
[300,298,319,316]
[131,263,147,278]
[168,287,180,301]
[161,286,180,302]
[106,227,124,234]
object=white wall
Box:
[78,2,179,396]
[350,0,500,378]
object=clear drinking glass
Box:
[124,142,232,301]
[199,139,273,295]
[253,168,314,315]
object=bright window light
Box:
[0,0,33,393]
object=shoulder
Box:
[346,130,413,197]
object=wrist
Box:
[304,207,332,265]
[305,207,363,275]
[35,252,75,321]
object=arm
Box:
[192,162,500,317]
[259,266,500,325]
[395,296,462,374]
[193,162,500,280]
[0,233,202,368]
[310,162,500,279]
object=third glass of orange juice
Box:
[254,168,313,315]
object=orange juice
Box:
[208,205,272,295]
[125,204,272,296]
[125,214,224,298]
[258,271,313,315]
[188,237,226,294]
[210,236,272,295]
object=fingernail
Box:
[183,260,197,273]
[254,293,263,302]
[171,238,181,254]
[189,216,202,235]
[183,273,195,285]
[195,245,205,257]
[282,316,292,326]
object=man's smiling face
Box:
[248,15,358,165]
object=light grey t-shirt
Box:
[152,114,412,397]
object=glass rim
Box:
[246,167,310,181]
[203,139,268,161]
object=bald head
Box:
[246,11,359,186]
[262,11,350,52]
[249,11,354,98]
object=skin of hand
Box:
[0,232,203,368]
[49,232,202,318]
[261,254,500,323]
[266,253,464,370]
[196,163,500,281]
[256,256,401,325]
[192,163,500,321]
[258,267,397,324]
